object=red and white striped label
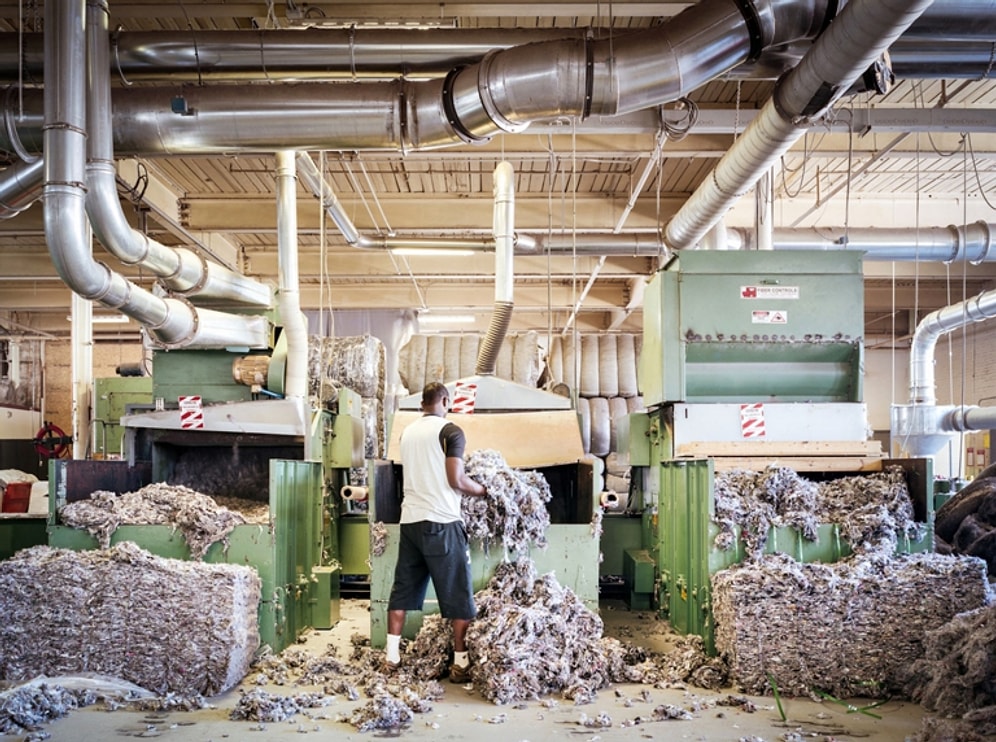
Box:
[451,382,478,414]
[179,395,204,429]
[740,402,766,439]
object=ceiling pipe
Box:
[275,151,308,402]
[0,157,44,219]
[0,0,991,83]
[892,287,996,456]
[476,161,515,376]
[740,222,996,261]
[42,0,269,351]
[665,0,936,251]
[295,152,494,252]
[85,0,272,309]
[2,0,840,156]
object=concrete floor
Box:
[5,599,927,742]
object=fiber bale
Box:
[579,334,600,398]
[608,396,629,453]
[443,334,462,382]
[597,334,619,398]
[362,396,385,459]
[459,334,480,378]
[424,335,446,383]
[589,397,610,457]
[547,335,564,385]
[616,333,639,398]
[711,552,991,698]
[512,330,544,387]
[398,333,426,394]
[0,542,260,696]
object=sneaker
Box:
[381,659,401,674]
[448,663,472,684]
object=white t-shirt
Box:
[399,414,466,524]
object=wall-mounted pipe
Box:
[85,0,271,309]
[665,0,936,251]
[43,0,268,351]
[476,161,515,376]
[275,151,308,401]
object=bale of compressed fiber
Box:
[0,542,260,696]
[712,552,992,698]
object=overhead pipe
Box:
[43,0,268,351]
[892,287,996,456]
[4,0,841,156]
[739,222,996,262]
[476,161,515,376]
[274,151,308,401]
[665,0,937,251]
[0,157,44,218]
[85,0,271,309]
[295,152,493,252]
[0,0,992,83]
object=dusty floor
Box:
[4,599,927,742]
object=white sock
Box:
[453,650,469,668]
[386,634,401,664]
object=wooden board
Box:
[387,410,584,468]
[706,456,886,473]
[675,440,882,458]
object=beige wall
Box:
[44,338,146,442]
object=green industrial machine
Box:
[629,250,934,653]
[48,340,364,653]
[92,376,153,457]
[367,375,601,647]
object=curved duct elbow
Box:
[475,302,514,376]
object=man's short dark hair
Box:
[422,381,449,406]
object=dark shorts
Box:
[387,520,476,620]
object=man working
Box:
[385,381,487,683]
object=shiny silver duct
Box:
[892,286,996,456]
[665,0,936,251]
[85,0,272,309]
[43,0,268,350]
[0,157,43,219]
[2,0,841,156]
[476,161,515,376]
[0,1,991,82]
[747,222,996,262]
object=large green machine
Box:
[48,339,363,653]
[629,250,933,652]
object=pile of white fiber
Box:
[59,482,248,559]
[711,552,991,698]
[713,465,923,559]
[0,542,260,695]
[462,449,552,553]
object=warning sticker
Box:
[740,403,766,439]
[751,310,788,324]
[178,395,204,429]
[741,285,799,300]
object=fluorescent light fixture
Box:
[68,314,130,324]
[390,247,476,257]
[418,314,475,325]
